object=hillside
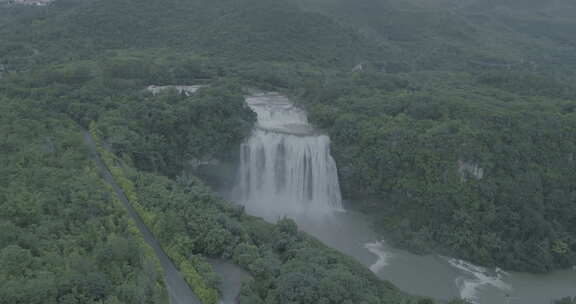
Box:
[295,0,576,76]
[289,0,576,272]
[0,1,422,303]
[0,1,575,303]
[0,0,386,70]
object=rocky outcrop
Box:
[352,63,364,72]
[146,85,204,96]
[458,160,485,181]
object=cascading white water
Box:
[234,92,343,217]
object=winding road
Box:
[83,130,201,304]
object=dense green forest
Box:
[288,0,576,273]
[300,69,576,272]
[0,94,168,303]
[0,1,425,303]
[1,0,575,303]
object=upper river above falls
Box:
[227,92,575,304]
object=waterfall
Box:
[234,92,343,216]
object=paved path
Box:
[83,131,201,304]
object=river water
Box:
[230,92,576,304]
[207,259,250,304]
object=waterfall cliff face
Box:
[234,93,342,216]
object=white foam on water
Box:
[366,241,392,274]
[447,258,512,303]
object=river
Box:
[230,92,576,304]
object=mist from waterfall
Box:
[234,92,342,218]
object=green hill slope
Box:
[1,0,575,282]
